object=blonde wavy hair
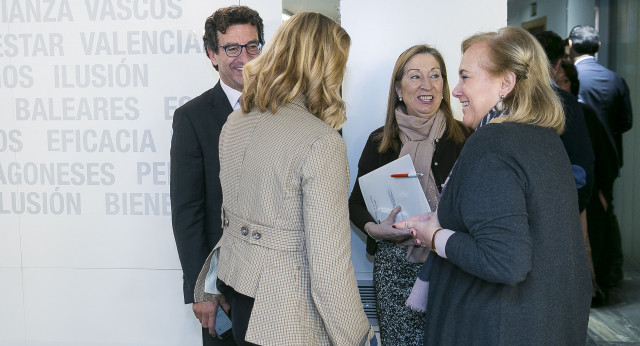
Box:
[241,12,351,130]
[462,26,565,134]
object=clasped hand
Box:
[365,206,417,246]
[393,211,441,249]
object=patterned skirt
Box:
[374,240,425,346]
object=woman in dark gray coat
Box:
[396,26,592,345]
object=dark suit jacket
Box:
[582,102,618,201]
[555,86,594,211]
[170,81,233,303]
[575,57,633,170]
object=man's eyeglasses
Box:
[218,42,262,57]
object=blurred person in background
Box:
[535,29,599,301]
[556,59,620,306]
[568,25,633,292]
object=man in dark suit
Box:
[534,31,594,213]
[569,25,633,292]
[170,6,264,345]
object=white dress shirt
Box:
[219,79,242,111]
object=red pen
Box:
[390,173,424,178]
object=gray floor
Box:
[587,261,640,345]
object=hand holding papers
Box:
[358,155,431,224]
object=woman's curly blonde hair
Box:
[241,12,351,130]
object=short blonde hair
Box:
[462,26,564,134]
[241,12,351,129]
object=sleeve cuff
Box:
[571,164,586,188]
[435,229,455,258]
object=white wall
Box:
[0,1,281,345]
[507,0,595,37]
[1,0,510,344]
[567,0,596,32]
[341,0,507,278]
[508,0,568,35]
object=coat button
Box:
[252,231,261,240]
[240,226,249,236]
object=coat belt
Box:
[222,208,304,252]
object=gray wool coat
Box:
[427,122,592,345]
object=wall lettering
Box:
[0,189,81,215]
[16,97,139,121]
[53,61,148,88]
[136,161,169,185]
[47,129,156,153]
[0,161,115,185]
[163,96,190,120]
[0,33,64,57]
[0,129,23,152]
[0,0,74,23]
[84,0,182,21]
[105,192,170,216]
[80,30,201,55]
[0,65,33,88]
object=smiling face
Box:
[452,43,505,128]
[208,23,260,92]
[395,53,444,118]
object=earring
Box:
[496,95,505,111]
[399,96,403,102]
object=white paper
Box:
[358,155,431,223]
[204,248,221,295]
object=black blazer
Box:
[582,102,618,201]
[576,58,633,170]
[170,81,233,303]
[555,86,594,212]
[349,121,472,255]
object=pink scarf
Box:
[396,108,446,263]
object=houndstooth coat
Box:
[194,95,374,345]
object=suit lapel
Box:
[208,81,234,128]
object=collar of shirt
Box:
[574,55,595,66]
[219,79,243,110]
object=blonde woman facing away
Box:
[194,12,376,346]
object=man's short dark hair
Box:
[569,25,600,55]
[534,30,564,64]
[203,6,264,69]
